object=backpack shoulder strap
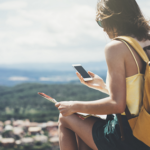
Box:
[114,36,149,63]
[120,39,140,74]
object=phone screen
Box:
[74,66,91,78]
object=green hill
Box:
[0,83,108,122]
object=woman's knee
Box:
[58,113,70,127]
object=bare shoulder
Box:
[105,40,127,74]
[105,40,128,59]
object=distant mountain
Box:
[0,69,107,86]
[0,62,107,86]
[0,61,107,71]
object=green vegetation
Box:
[0,83,108,122]
[0,142,52,150]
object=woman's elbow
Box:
[114,99,126,114]
[115,100,126,114]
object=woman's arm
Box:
[56,41,127,116]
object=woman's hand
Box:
[55,101,76,117]
[76,71,109,94]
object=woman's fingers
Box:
[76,72,92,87]
[76,72,85,84]
[60,109,66,115]
[88,71,95,77]
[55,102,60,108]
[58,106,71,117]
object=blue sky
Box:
[0,0,149,65]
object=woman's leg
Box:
[76,135,93,150]
[59,122,78,150]
[58,113,100,150]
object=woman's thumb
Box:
[55,102,60,107]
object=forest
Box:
[0,83,108,122]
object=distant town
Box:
[0,119,59,150]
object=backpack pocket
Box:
[132,106,150,147]
[128,116,137,131]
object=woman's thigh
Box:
[59,113,102,150]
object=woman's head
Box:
[96,0,150,41]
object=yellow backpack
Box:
[114,36,150,146]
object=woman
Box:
[55,0,150,150]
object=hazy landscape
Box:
[0,62,108,150]
[0,72,108,150]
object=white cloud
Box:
[8,76,29,81]
[39,77,63,82]
[0,0,149,66]
[6,16,33,27]
[12,5,105,48]
[0,1,27,10]
[39,77,52,81]
[14,31,57,47]
[39,76,78,81]
[137,0,150,19]
[0,48,105,64]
